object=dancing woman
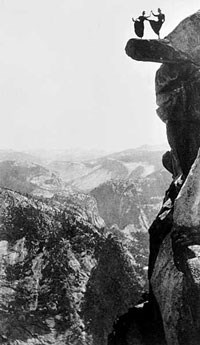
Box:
[132,11,150,38]
[149,8,165,39]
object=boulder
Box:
[125,38,190,64]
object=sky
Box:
[0,0,199,152]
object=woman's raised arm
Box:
[151,10,158,17]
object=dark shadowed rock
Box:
[151,152,200,344]
[125,38,190,64]
[156,62,200,176]
[108,303,166,345]
[162,151,182,179]
[83,235,146,345]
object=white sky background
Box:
[0,0,199,152]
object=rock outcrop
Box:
[126,9,200,345]
[91,176,170,230]
[151,152,200,345]
[126,11,200,177]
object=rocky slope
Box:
[0,152,171,272]
[0,160,68,197]
[0,160,107,230]
[0,147,171,195]
[0,188,147,345]
[47,146,170,192]
[91,172,170,229]
[125,9,200,345]
[90,172,170,278]
[48,161,92,183]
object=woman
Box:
[132,11,150,38]
[149,8,165,39]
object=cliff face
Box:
[0,188,146,345]
[91,176,169,230]
[151,156,200,345]
[126,10,200,345]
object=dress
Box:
[149,13,165,35]
[134,16,147,38]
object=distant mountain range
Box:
[0,145,169,164]
[0,145,171,230]
[0,145,171,189]
[25,148,108,163]
[48,145,171,192]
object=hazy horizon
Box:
[0,1,199,152]
[0,142,170,155]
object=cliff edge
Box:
[126,10,200,345]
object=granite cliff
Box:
[125,9,200,345]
